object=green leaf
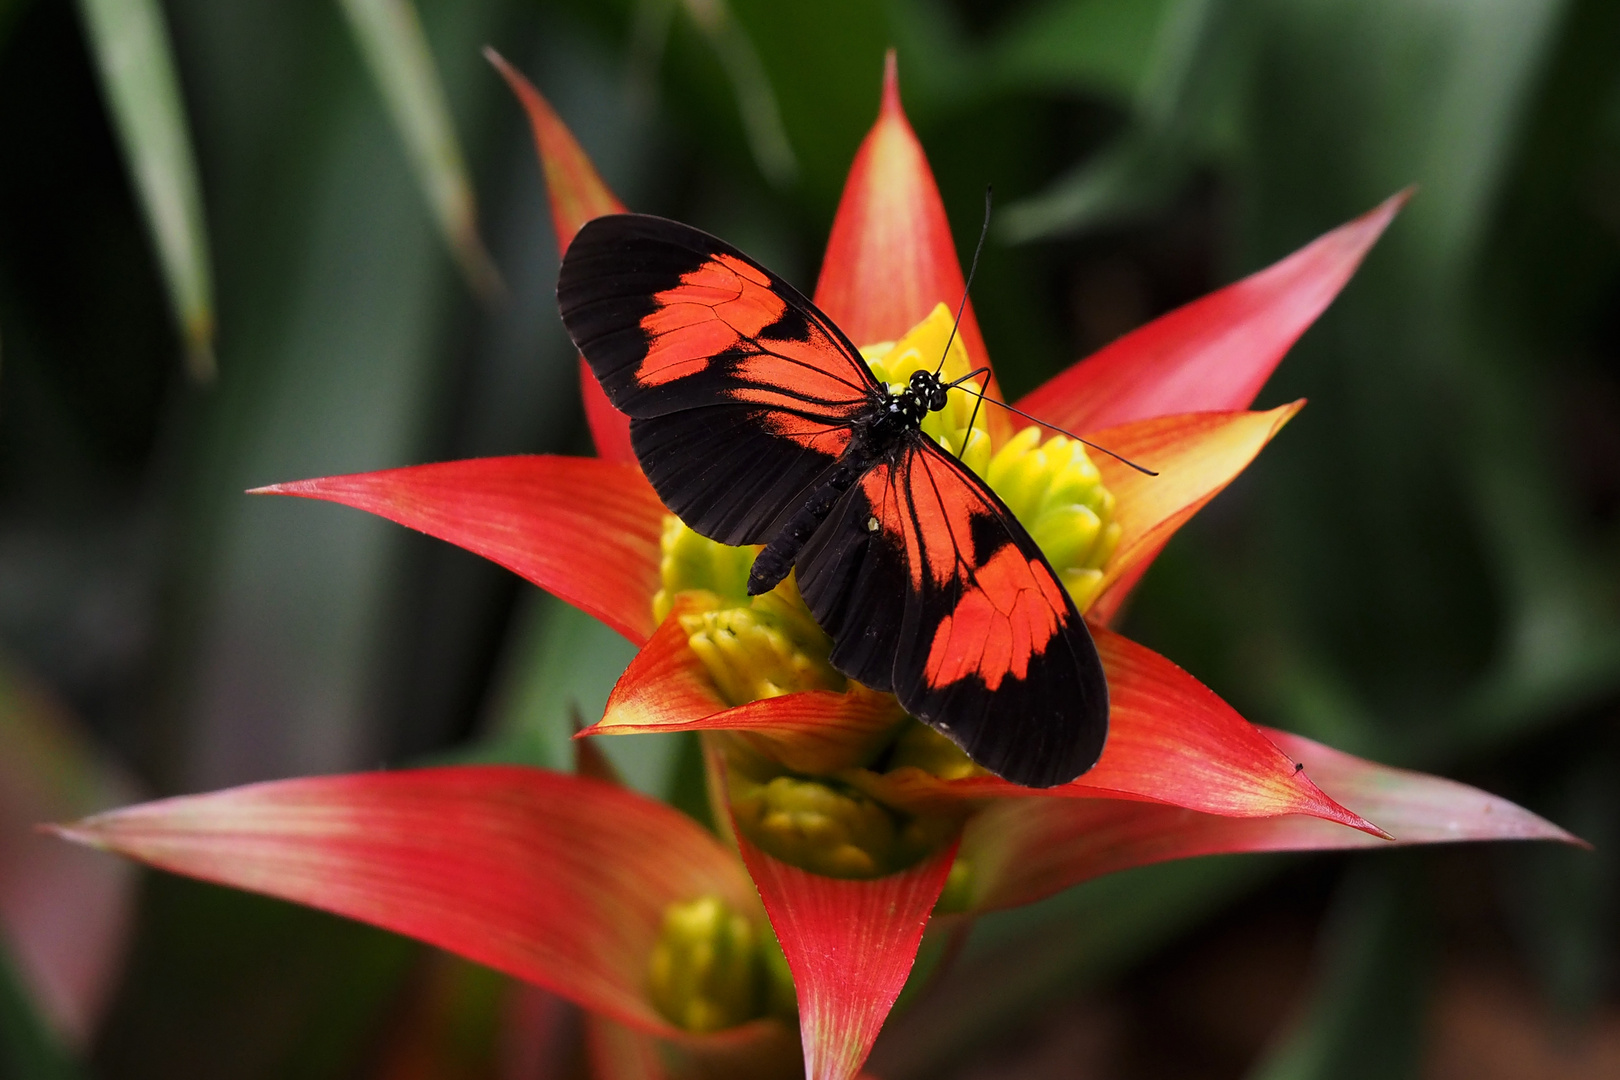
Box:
[95,875,417,1078]
[161,0,507,800]
[1230,0,1606,764]
[336,0,501,299]
[1498,754,1617,1016]
[715,0,890,210]
[997,129,1184,241]
[0,0,32,51]
[76,0,216,379]
[474,595,678,798]
[987,0,1178,100]
[680,0,798,187]
[998,0,1231,240]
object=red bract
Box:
[813,53,999,413]
[55,51,1576,1080]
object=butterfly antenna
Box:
[929,188,1156,478]
[944,367,993,452]
[949,376,1159,476]
[935,186,994,378]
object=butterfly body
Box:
[749,369,947,597]
[559,213,1108,788]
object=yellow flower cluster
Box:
[984,426,1120,612]
[646,895,795,1032]
[652,516,843,705]
[728,770,948,879]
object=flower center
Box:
[646,894,796,1032]
[727,765,953,878]
[983,425,1121,612]
[645,306,1119,875]
[652,518,844,705]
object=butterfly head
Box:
[891,369,949,427]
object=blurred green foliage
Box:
[0,0,1616,1076]
[1,949,84,1080]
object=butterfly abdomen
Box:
[748,442,878,596]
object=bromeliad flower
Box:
[52,51,1576,1080]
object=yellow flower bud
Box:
[983,430,1119,612]
[732,774,900,878]
[860,308,1120,611]
[653,517,844,705]
[646,896,763,1033]
[652,515,754,623]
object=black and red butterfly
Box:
[557,214,1106,788]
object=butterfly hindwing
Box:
[796,435,1108,787]
[559,214,880,546]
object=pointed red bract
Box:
[596,600,728,727]
[1077,628,1371,824]
[598,686,904,779]
[813,53,1001,414]
[0,663,138,1044]
[850,627,1374,830]
[52,768,758,1034]
[1019,191,1408,432]
[599,607,1366,826]
[736,827,959,1080]
[487,48,635,464]
[487,49,625,247]
[1087,403,1303,621]
[255,457,665,645]
[962,727,1579,912]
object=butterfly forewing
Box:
[795,435,1107,787]
[559,215,879,546]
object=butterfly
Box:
[557,213,1106,788]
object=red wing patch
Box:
[638,254,787,387]
[859,456,975,591]
[862,447,1075,691]
[759,411,858,454]
[923,544,1068,691]
[635,253,876,418]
